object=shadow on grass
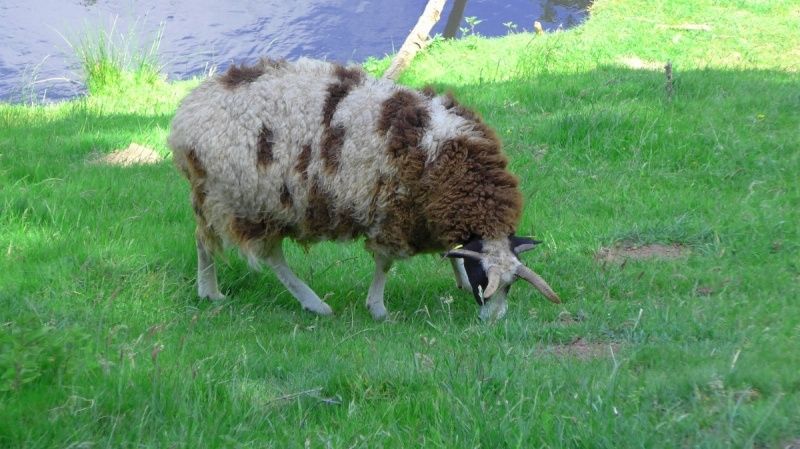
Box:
[2,66,798,325]
[0,66,798,449]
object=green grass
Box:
[2,0,799,447]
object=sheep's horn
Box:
[483,268,501,298]
[445,248,484,260]
[515,266,561,303]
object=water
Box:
[0,0,591,102]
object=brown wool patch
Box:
[332,207,361,239]
[186,150,207,178]
[334,64,365,85]
[256,125,274,168]
[187,150,221,256]
[406,214,437,252]
[421,136,521,244]
[378,90,430,160]
[373,89,444,252]
[231,216,268,242]
[191,192,205,218]
[230,215,289,243]
[322,83,351,127]
[295,144,312,180]
[421,85,437,98]
[290,85,516,254]
[185,150,208,213]
[377,90,422,134]
[300,180,362,240]
[219,63,265,89]
[316,64,363,176]
[304,180,334,236]
[280,183,293,208]
[366,175,387,224]
[401,147,427,185]
[322,64,364,126]
[179,149,210,226]
[321,125,345,173]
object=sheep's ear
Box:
[510,235,542,255]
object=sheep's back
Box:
[169,58,403,248]
[169,57,522,258]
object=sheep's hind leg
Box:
[366,254,392,320]
[196,230,225,300]
[265,241,333,315]
[450,258,471,290]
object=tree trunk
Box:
[443,0,468,39]
[383,0,448,81]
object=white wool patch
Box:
[421,96,473,164]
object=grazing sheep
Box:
[168,57,560,321]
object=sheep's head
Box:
[446,236,560,321]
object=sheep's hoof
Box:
[304,301,334,316]
[367,303,388,321]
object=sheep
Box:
[168,57,560,321]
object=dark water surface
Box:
[0,0,590,102]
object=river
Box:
[0,0,591,102]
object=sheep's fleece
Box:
[169,57,559,320]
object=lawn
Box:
[1,0,799,447]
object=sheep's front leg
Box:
[450,258,471,290]
[196,231,225,300]
[265,242,333,315]
[366,254,392,320]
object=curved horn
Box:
[445,248,484,260]
[483,268,501,299]
[515,266,561,303]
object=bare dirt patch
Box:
[596,243,689,263]
[658,23,712,32]
[91,143,162,167]
[557,310,587,326]
[541,338,621,361]
[619,56,665,71]
[695,285,714,296]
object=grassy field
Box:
[1,0,799,447]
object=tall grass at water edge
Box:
[59,16,165,96]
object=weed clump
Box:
[63,17,165,95]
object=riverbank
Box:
[2,1,799,447]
